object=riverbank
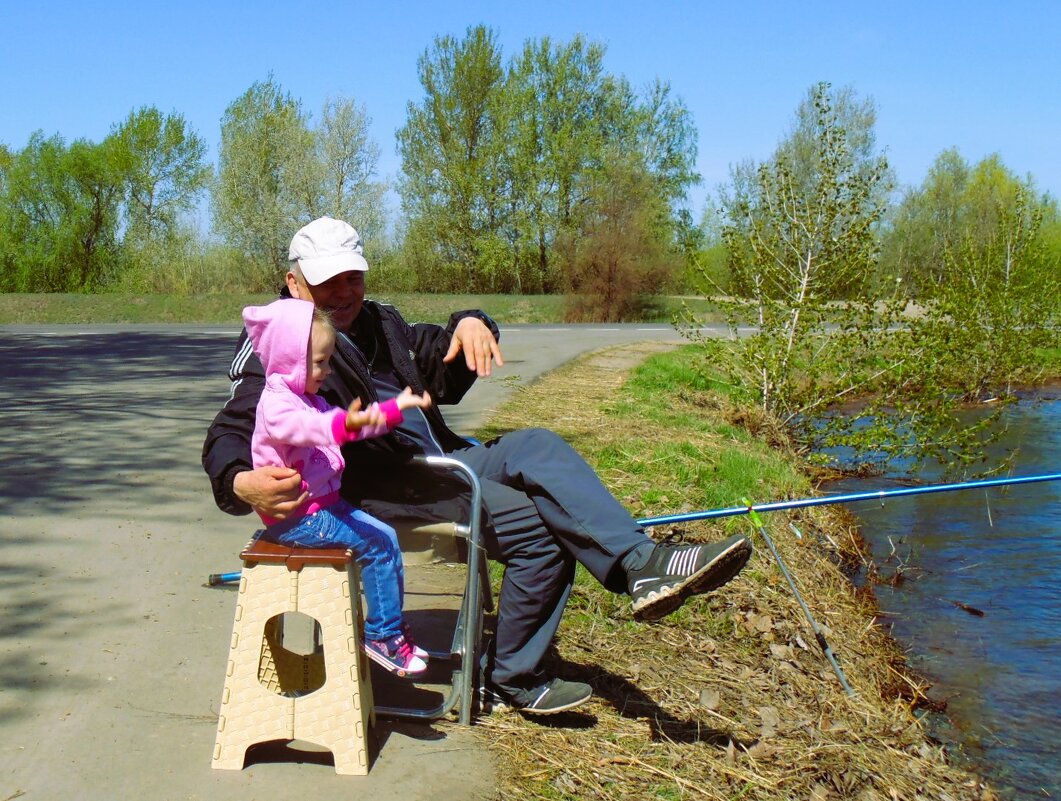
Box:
[469,342,998,800]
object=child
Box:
[242,298,432,677]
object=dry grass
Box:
[461,342,998,801]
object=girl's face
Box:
[305,320,335,394]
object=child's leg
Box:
[261,514,327,548]
[326,504,405,642]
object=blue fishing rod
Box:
[209,473,1060,587]
[635,472,1060,697]
[636,472,1061,529]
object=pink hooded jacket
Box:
[242,298,403,525]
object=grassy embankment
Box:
[469,342,1000,801]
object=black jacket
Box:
[202,296,499,517]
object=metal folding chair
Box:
[374,454,490,725]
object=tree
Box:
[909,189,1061,401]
[0,132,124,291]
[396,29,698,297]
[397,25,507,290]
[311,97,386,244]
[682,83,1058,475]
[635,79,700,219]
[882,149,1054,297]
[213,77,316,286]
[695,82,893,424]
[503,35,612,292]
[112,106,210,243]
[779,83,891,214]
[561,153,681,321]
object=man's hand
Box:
[232,466,308,521]
[444,316,504,377]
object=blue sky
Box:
[3,0,1059,224]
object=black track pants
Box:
[450,428,650,690]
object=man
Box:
[203,216,752,715]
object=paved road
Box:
[0,323,689,801]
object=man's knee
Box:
[500,427,576,459]
[513,427,564,446]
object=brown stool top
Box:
[240,537,353,572]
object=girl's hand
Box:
[396,386,432,411]
[346,398,386,432]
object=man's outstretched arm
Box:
[445,315,504,377]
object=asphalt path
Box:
[0,322,697,801]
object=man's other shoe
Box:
[481,677,592,715]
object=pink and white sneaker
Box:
[362,633,427,678]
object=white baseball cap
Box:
[288,217,369,285]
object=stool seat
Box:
[239,538,352,570]
[212,539,374,775]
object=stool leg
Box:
[293,563,374,775]
[213,566,296,770]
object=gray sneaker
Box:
[628,533,752,622]
[480,678,592,715]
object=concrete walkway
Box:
[0,323,682,801]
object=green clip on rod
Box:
[742,497,856,697]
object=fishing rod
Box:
[208,472,1060,586]
[636,472,1061,529]
[637,473,1059,696]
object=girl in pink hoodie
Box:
[243,298,431,677]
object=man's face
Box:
[286,270,365,331]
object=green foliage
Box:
[907,189,1061,401]
[212,78,388,292]
[881,149,1056,297]
[396,25,508,291]
[684,82,896,428]
[396,27,698,299]
[311,97,387,245]
[0,107,210,293]
[677,83,1056,475]
[0,131,124,291]
[212,77,315,287]
[561,154,681,321]
[113,106,210,245]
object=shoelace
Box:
[655,530,686,549]
[391,635,414,663]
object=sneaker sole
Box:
[632,536,752,622]
[361,644,428,678]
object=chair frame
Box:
[374,454,487,725]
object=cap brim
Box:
[296,251,369,285]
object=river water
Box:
[828,398,1060,799]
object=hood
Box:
[243,298,314,394]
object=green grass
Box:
[0,291,726,326]
[476,340,985,801]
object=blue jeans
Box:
[262,499,404,641]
